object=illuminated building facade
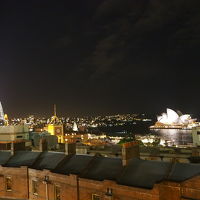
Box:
[47,124,64,143]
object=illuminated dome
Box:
[157,108,195,125]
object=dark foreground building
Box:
[1,144,200,200]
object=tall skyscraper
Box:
[0,101,4,121]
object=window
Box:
[32,180,38,195]
[106,188,113,196]
[92,194,101,200]
[181,197,196,200]
[54,185,61,200]
[5,177,12,191]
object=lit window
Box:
[5,177,12,191]
[92,194,101,200]
[55,185,61,200]
[32,180,38,195]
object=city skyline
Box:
[1,101,199,120]
[1,0,200,117]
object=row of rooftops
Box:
[1,150,200,189]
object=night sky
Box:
[1,0,200,117]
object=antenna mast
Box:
[54,104,57,116]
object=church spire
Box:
[49,104,60,125]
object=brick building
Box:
[0,143,200,200]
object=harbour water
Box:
[150,129,193,146]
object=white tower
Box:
[0,102,4,121]
[72,122,78,132]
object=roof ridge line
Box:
[51,154,74,173]
[116,157,138,183]
[29,151,45,169]
[78,153,103,178]
[164,159,176,181]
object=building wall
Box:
[1,167,200,200]
[0,166,28,200]
[0,124,29,141]
[79,178,160,200]
[0,124,29,134]
[181,176,200,199]
[159,182,181,200]
[28,169,78,200]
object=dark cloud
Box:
[0,0,200,117]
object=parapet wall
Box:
[0,124,29,134]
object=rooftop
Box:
[1,150,200,189]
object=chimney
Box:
[65,142,76,155]
[39,138,48,152]
[11,142,15,156]
[11,141,26,155]
[121,141,139,166]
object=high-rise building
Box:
[0,101,29,149]
[0,101,5,121]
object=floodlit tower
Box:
[0,102,5,121]
[47,104,64,143]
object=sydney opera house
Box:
[150,108,199,129]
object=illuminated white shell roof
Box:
[166,108,179,124]
[157,108,195,125]
[179,114,191,124]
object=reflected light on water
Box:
[150,129,192,145]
